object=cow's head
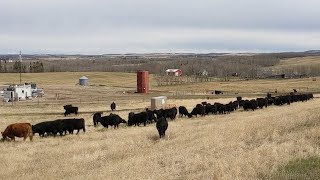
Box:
[120,118,127,124]
[1,132,6,141]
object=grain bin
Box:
[137,70,149,93]
[79,76,89,86]
[151,96,167,110]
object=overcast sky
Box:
[0,0,320,54]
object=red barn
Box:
[165,69,182,76]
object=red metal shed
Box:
[137,70,149,93]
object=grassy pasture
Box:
[1,72,320,179]
[278,56,320,68]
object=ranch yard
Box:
[1,72,320,179]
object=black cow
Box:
[256,98,268,109]
[224,102,235,113]
[32,120,63,137]
[156,116,168,138]
[214,103,225,114]
[111,102,116,111]
[154,108,177,120]
[243,100,258,111]
[60,118,86,135]
[63,105,78,117]
[154,109,164,119]
[190,105,205,117]
[307,93,314,100]
[128,112,148,126]
[266,97,275,105]
[274,95,291,106]
[214,90,223,95]
[99,114,126,129]
[205,104,218,115]
[92,112,103,127]
[164,107,178,120]
[179,106,191,117]
[146,109,157,123]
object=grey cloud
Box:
[0,0,319,54]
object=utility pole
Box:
[19,51,22,84]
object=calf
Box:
[156,117,168,138]
[92,112,103,127]
[179,106,190,117]
[110,102,116,111]
[2,123,33,141]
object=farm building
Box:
[79,76,89,86]
[3,84,32,102]
[2,83,44,102]
[165,69,182,76]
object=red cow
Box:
[1,123,33,141]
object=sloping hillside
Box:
[1,97,320,179]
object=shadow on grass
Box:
[147,135,160,142]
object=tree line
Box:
[1,52,320,78]
[0,60,44,73]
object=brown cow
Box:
[1,123,33,141]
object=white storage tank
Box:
[79,76,89,86]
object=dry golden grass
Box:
[278,56,320,68]
[1,96,320,180]
[1,72,320,179]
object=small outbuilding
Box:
[3,84,32,102]
[79,76,89,86]
[151,96,167,110]
[165,69,182,76]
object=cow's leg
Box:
[76,129,80,134]
[29,135,33,141]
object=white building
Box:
[3,84,32,102]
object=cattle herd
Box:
[0,92,314,142]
